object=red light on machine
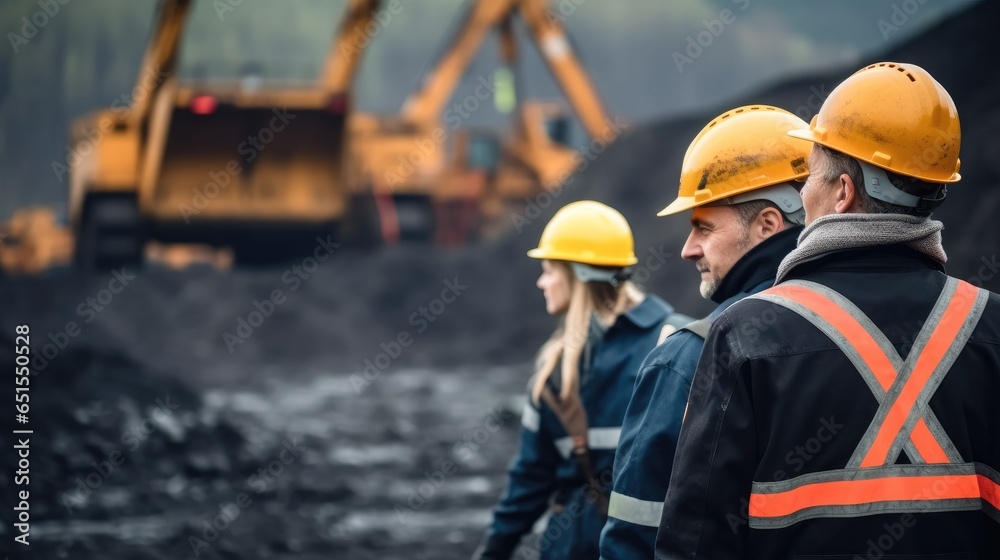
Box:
[327,95,348,114]
[190,95,218,115]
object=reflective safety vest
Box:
[745,277,1000,529]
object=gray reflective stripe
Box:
[978,463,1000,524]
[884,281,988,466]
[752,462,977,494]
[750,290,923,464]
[749,462,994,530]
[678,316,712,340]
[751,279,968,466]
[750,498,982,529]
[554,427,621,458]
[608,491,663,527]
[853,277,956,466]
[761,280,933,464]
[521,403,540,433]
[778,280,938,465]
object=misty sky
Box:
[170,0,978,124]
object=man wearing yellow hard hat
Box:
[474,201,691,559]
[657,63,1000,559]
[599,106,810,560]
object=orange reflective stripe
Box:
[750,474,982,519]
[859,281,980,467]
[749,280,993,529]
[911,419,949,464]
[979,474,1000,511]
[765,284,950,463]
[767,285,896,389]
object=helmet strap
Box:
[709,183,806,226]
[858,160,920,207]
[570,263,631,287]
[857,160,947,213]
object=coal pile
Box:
[0,334,253,556]
[562,0,1000,310]
[0,329,536,559]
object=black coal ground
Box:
[0,236,597,560]
[0,329,553,559]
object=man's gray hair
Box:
[816,145,943,216]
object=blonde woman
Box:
[473,201,691,560]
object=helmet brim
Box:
[656,196,697,217]
[787,128,818,144]
[526,247,637,266]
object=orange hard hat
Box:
[788,62,961,183]
[658,105,811,217]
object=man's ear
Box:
[751,206,784,241]
[835,173,859,214]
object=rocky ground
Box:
[0,332,543,559]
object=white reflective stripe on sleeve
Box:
[521,403,540,433]
[554,427,622,458]
[608,491,664,527]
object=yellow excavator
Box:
[68,0,380,269]
[3,0,613,274]
[0,208,73,275]
[350,0,615,244]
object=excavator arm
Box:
[401,0,520,124]
[402,0,610,138]
[129,0,194,126]
[516,0,610,139]
[323,0,383,95]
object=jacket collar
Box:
[783,244,946,279]
[711,226,802,304]
[618,294,672,329]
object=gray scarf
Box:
[775,213,947,283]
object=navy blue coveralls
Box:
[477,295,686,560]
[599,227,800,560]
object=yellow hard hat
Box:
[788,62,961,183]
[658,105,811,217]
[528,201,638,267]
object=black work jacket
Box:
[656,244,1000,560]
